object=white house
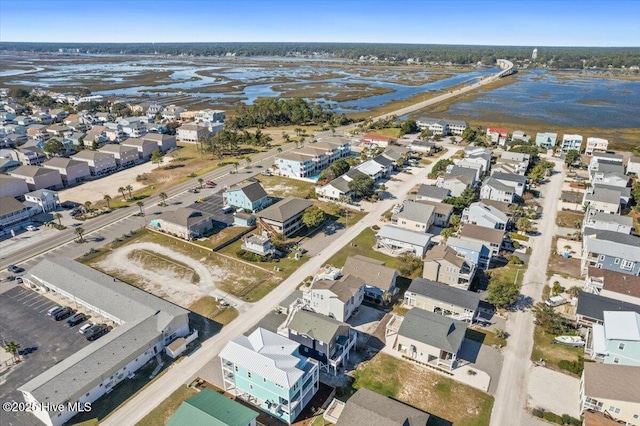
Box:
[561,134,583,153]
[303,274,365,322]
[375,224,433,257]
[480,177,515,203]
[177,123,210,144]
[585,137,609,155]
[24,189,60,213]
[627,156,640,176]
[462,201,509,230]
[490,171,526,196]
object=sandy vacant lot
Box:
[97,242,227,306]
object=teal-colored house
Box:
[219,328,320,424]
[587,311,640,366]
[167,388,259,426]
[223,182,270,212]
[535,132,557,149]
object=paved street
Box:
[101,145,458,426]
[490,156,565,426]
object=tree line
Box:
[3,42,639,68]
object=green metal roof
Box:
[166,388,258,426]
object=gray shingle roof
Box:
[586,211,633,227]
[342,255,398,291]
[287,310,348,344]
[583,363,640,404]
[19,258,188,407]
[312,275,365,303]
[0,196,26,216]
[583,228,640,261]
[10,165,58,178]
[372,154,394,167]
[327,176,351,193]
[157,207,213,228]
[416,184,450,200]
[585,187,622,205]
[238,181,268,203]
[482,177,514,193]
[397,200,435,224]
[257,197,313,223]
[43,157,86,169]
[576,291,640,322]
[398,308,467,353]
[377,225,433,247]
[459,224,505,245]
[407,278,480,311]
[336,387,431,426]
[491,171,527,185]
[447,165,477,181]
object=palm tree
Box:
[103,194,112,210]
[75,227,85,243]
[125,185,133,200]
[159,192,168,206]
[244,156,252,168]
[136,201,144,215]
[197,178,204,189]
[277,147,283,153]
[233,162,239,173]
[4,341,20,362]
[84,201,92,213]
[118,186,127,200]
[54,213,63,226]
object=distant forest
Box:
[1,42,639,68]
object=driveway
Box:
[457,339,503,395]
[0,286,93,426]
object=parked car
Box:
[86,324,109,341]
[53,307,73,321]
[4,275,15,281]
[66,313,87,327]
[15,276,23,283]
[545,295,567,307]
[188,188,199,193]
[47,305,63,317]
[70,209,81,216]
[79,322,96,334]
[7,264,23,273]
[247,177,258,183]
[26,225,37,231]
[260,170,272,176]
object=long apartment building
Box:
[274,140,351,179]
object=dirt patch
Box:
[97,242,227,306]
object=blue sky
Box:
[1,0,639,46]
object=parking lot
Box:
[0,286,93,426]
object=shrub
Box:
[558,357,584,375]
[531,408,545,418]
[236,249,272,262]
[372,225,380,231]
[543,412,563,424]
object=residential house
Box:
[580,363,640,425]
[354,156,392,181]
[375,225,433,257]
[415,185,451,203]
[275,152,318,179]
[5,103,27,115]
[331,387,431,426]
[9,166,63,191]
[404,278,480,322]
[583,187,622,215]
[361,133,396,148]
[422,245,476,289]
[585,311,640,366]
[223,182,270,212]
[342,255,399,302]
[392,200,435,233]
[446,237,492,270]
[582,229,640,276]
[415,199,454,228]
[146,103,164,116]
[83,125,108,147]
[315,175,354,202]
[463,146,492,173]
[454,159,484,180]
[486,127,508,145]
[24,189,59,213]
[256,197,314,237]
[98,144,139,168]
[585,268,640,305]
[589,153,625,176]
[242,233,277,257]
[585,137,609,155]
[627,156,640,176]
[72,151,117,177]
[42,157,91,186]
[490,171,526,196]
[233,212,256,227]
[45,124,69,138]
[304,274,365,322]
[104,124,125,142]
[592,173,630,189]
[150,208,215,240]
[15,116,34,126]
[195,109,226,123]
[561,134,583,153]
[177,123,210,143]
[0,197,32,236]
[437,168,476,197]
[15,147,46,165]
[121,137,157,161]
[63,131,85,146]
[121,120,148,138]
[19,257,190,426]
[416,117,467,136]
[462,201,509,230]
[408,139,436,153]
[511,130,531,143]
[576,291,640,326]
[458,224,505,257]
[162,105,186,121]
[494,152,530,175]
[480,176,515,204]
[166,388,259,426]
[583,209,633,235]
[535,132,557,149]
[280,309,356,375]
[385,308,467,370]
[0,158,20,173]
[219,328,319,424]
[0,175,29,198]
[142,133,177,152]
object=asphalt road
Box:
[101,146,458,426]
[490,156,565,426]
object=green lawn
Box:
[368,127,401,138]
[135,385,198,426]
[257,174,315,199]
[352,353,494,426]
[531,326,585,376]
[189,296,239,326]
[325,228,399,269]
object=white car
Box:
[78,322,96,334]
[26,225,37,231]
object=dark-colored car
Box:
[7,264,23,273]
[247,177,258,183]
[86,324,109,341]
[66,313,87,327]
[53,307,73,321]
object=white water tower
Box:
[532,48,538,60]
